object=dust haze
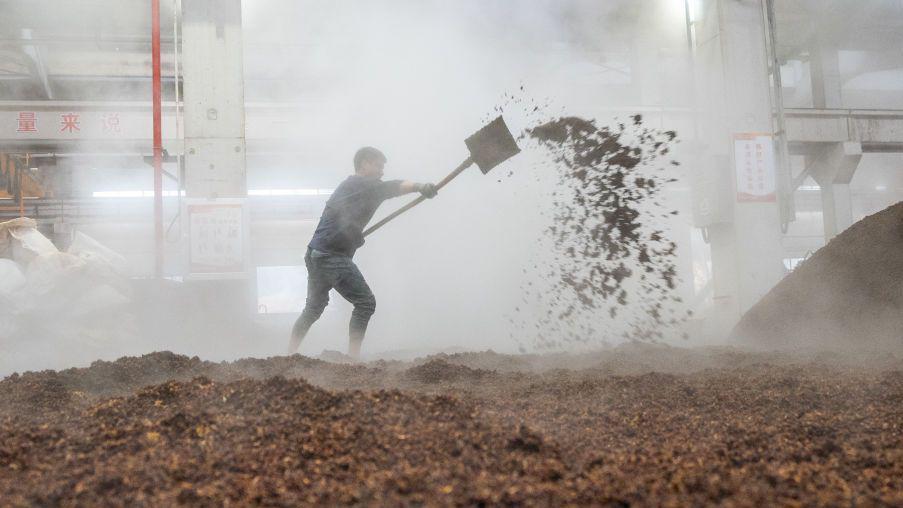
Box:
[0,0,701,375]
[3,2,903,504]
[240,0,696,358]
[8,0,897,376]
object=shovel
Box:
[363,115,521,237]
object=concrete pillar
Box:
[819,183,838,239]
[693,0,786,333]
[833,184,853,232]
[818,183,853,239]
[177,0,252,332]
[181,0,247,199]
[811,142,862,240]
[810,42,843,109]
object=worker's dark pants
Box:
[291,248,376,343]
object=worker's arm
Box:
[399,181,438,198]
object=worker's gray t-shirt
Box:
[308,175,404,257]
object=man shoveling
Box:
[288,147,437,360]
[289,116,520,360]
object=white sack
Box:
[0,258,26,295]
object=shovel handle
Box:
[363,156,474,237]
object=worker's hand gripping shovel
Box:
[362,115,521,237]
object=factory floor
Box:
[1,344,900,506]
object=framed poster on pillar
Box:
[733,133,777,203]
[184,198,249,279]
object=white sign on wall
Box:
[187,199,247,277]
[734,133,776,203]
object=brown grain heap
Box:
[733,201,903,350]
[1,348,901,506]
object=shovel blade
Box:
[464,115,521,174]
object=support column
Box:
[810,41,843,109]
[181,0,247,199]
[817,183,854,239]
[832,184,853,232]
[811,142,862,240]
[693,0,786,334]
[176,0,252,343]
[819,183,839,239]
[180,0,249,278]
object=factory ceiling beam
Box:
[784,108,903,150]
[0,35,177,49]
[774,0,903,59]
[0,48,33,76]
[775,0,903,62]
[18,29,53,99]
[0,0,177,39]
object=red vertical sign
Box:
[152,0,164,277]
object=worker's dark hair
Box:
[353,146,386,172]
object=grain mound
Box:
[1,350,901,505]
[733,201,903,349]
[0,351,393,416]
[0,376,565,506]
[404,359,496,384]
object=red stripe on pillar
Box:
[151,0,164,278]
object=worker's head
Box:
[354,146,386,178]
